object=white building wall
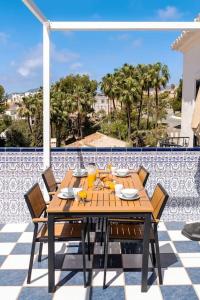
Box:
[181,42,200,146]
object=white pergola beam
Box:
[50,21,200,31]
[22,0,47,24]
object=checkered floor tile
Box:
[0,221,200,300]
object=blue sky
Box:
[0,0,199,93]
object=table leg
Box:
[48,214,55,293]
[141,213,151,292]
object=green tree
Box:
[115,64,141,139]
[17,89,43,146]
[18,95,36,133]
[0,85,5,102]
[172,79,182,113]
[0,84,7,114]
[50,86,69,147]
[136,64,149,129]
[151,63,170,127]
[145,64,154,129]
[101,73,118,112]
[5,120,31,147]
[51,74,97,145]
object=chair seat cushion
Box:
[182,222,200,241]
[109,223,154,240]
[37,223,84,240]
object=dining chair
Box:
[103,183,169,287]
[99,165,149,246]
[137,165,149,187]
[42,167,61,199]
[42,167,91,244]
[24,183,90,286]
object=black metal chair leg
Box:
[154,226,163,284]
[150,240,156,267]
[98,218,101,230]
[103,219,109,288]
[81,229,87,287]
[100,218,105,246]
[87,218,91,261]
[38,242,43,262]
[27,225,38,284]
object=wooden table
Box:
[47,170,153,292]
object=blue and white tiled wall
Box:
[0,147,200,223]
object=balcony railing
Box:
[159,136,190,147]
[0,146,200,223]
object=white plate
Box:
[121,188,138,198]
[115,173,130,177]
[57,192,74,199]
[61,188,73,193]
[73,173,88,177]
[118,193,140,201]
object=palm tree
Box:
[151,63,170,127]
[51,84,68,147]
[101,73,117,112]
[115,64,140,139]
[53,74,97,142]
[18,94,37,134]
[136,64,148,129]
[145,64,154,129]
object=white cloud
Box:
[70,62,83,70]
[17,44,42,77]
[0,32,9,44]
[17,43,80,77]
[157,6,182,20]
[117,33,130,41]
[52,46,79,63]
[132,38,142,48]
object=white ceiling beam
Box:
[22,0,47,24]
[50,21,200,31]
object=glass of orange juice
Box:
[87,173,96,188]
[87,163,97,188]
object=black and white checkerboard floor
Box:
[0,221,200,300]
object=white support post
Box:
[43,23,51,170]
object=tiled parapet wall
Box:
[0,147,200,223]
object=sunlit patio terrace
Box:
[1,147,200,299]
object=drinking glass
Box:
[87,163,97,188]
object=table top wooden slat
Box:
[47,170,153,214]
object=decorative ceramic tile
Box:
[1,148,200,222]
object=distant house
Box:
[93,93,109,113]
[172,16,200,147]
[7,93,24,105]
[66,132,128,147]
[93,93,118,114]
[7,88,39,105]
[5,103,19,120]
